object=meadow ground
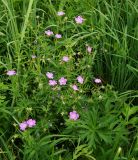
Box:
[0,0,138,159]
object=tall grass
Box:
[1,0,137,91]
[38,0,138,91]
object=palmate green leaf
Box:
[72,144,96,160]
[23,136,52,160]
[129,117,138,125]
[79,129,98,149]
[123,104,138,121]
[99,114,117,128]
[23,134,75,160]
[78,110,111,148]
[127,107,138,118]
[97,130,112,144]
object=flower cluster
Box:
[94,78,102,84]
[46,72,54,79]
[46,73,85,90]
[46,72,67,86]
[19,119,36,131]
[59,77,67,85]
[86,46,92,53]
[69,111,79,120]
[49,80,57,86]
[71,84,79,91]
[55,34,62,39]
[77,76,84,84]
[75,16,84,24]
[11,10,103,126]
[57,11,65,16]
[45,29,62,39]
[6,70,16,76]
[45,30,54,36]
[45,12,84,39]
[32,55,36,59]
[62,56,69,62]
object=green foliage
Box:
[0,0,137,159]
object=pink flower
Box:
[69,111,79,120]
[49,80,57,86]
[59,77,67,85]
[75,16,84,24]
[19,119,36,131]
[26,119,36,128]
[45,30,53,36]
[71,85,79,91]
[19,121,27,131]
[77,76,84,84]
[32,55,36,59]
[62,56,69,62]
[46,72,54,79]
[57,11,65,16]
[6,70,16,76]
[87,46,92,53]
[55,34,62,39]
[94,78,102,84]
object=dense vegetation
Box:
[0,0,138,159]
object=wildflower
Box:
[71,84,79,91]
[19,121,27,131]
[94,78,102,84]
[6,70,16,76]
[75,16,84,24]
[49,80,57,86]
[87,46,92,53]
[26,119,36,128]
[62,56,69,62]
[55,34,62,39]
[46,72,54,79]
[57,11,65,16]
[59,77,67,85]
[45,30,53,36]
[32,55,36,59]
[69,111,79,120]
[77,76,84,84]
